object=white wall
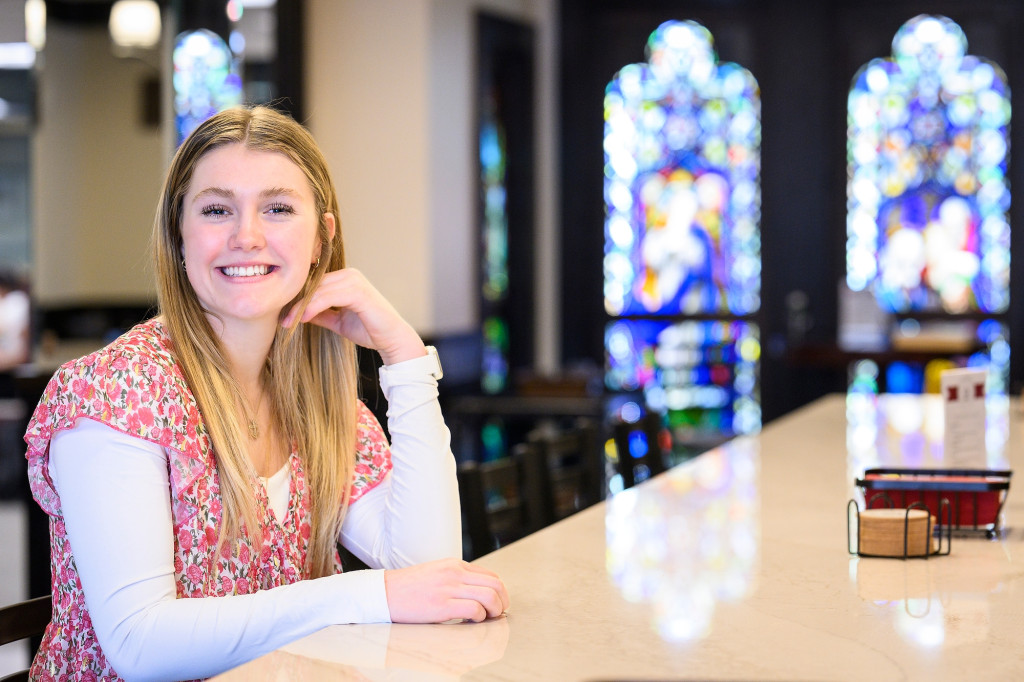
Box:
[306,0,559,371]
[305,0,432,333]
[31,22,164,305]
[0,0,25,43]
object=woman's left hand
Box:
[281,268,425,365]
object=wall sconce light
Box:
[25,0,46,51]
[109,0,162,50]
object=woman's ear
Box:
[324,212,337,242]
[314,213,337,263]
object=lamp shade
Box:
[109,0,162,49]
[25,0,46,50]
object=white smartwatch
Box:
[378,346,443,394]
[423,345,444,380]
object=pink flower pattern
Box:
[23,319,392,681]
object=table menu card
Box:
[941,366,987,468]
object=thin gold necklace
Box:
[240,390,265,440]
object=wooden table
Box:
[214,393,1024,680]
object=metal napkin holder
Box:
[848,497,952,559]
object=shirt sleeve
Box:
[49,419,391,682]
[340,354,462,568]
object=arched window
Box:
[603,20,761,470]
[846,15,1010,395]
[173,29,242,145]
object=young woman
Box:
[25,105,508,681]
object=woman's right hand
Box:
[383,558,510,623]
[282,267,426,366]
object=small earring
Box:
[181,258,186,271]
[313,257,320,269]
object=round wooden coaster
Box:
[858,508,937,557]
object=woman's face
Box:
[180,143,333,330]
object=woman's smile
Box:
[219,264,275,278]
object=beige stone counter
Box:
[213,393,1024,681]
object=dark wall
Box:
[559,0,1024,423]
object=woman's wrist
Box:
[378,329,427,367]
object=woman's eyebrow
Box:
[192,186,234,201]
[259,187,300,199]
[190,186,300,201]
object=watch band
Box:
[424,345,444,380]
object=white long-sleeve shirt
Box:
[48,354,461,682]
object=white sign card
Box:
[941,367,987,468]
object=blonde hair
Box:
[153,105,356,578]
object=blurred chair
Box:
[457,443,550,560]
[527,417,603,520]
[338,544,370,573]
[0,398,28,500]
[0,594,51,682]
[612,412,668,489]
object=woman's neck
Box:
[210,316,278,389]
[212,316,287,477]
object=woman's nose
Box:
[229,211,265,249]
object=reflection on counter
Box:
[605,437,759,643]
[851,558,945,647]
[850,549,1005,650]
[845,392,1011,504]
[216,618,510,681]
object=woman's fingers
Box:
[281,269,361,326]
[383,558,510,624]
[456,583,508,620]
[458,565,510,613]
[281,269,424,363]
[447,598,488,624]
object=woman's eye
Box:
[267,203,295,215]
[200,205,229,217]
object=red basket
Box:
[856,468,1012,533]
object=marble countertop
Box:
[214,393,1024,681]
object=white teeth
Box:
[222,265,270,277]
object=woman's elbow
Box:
[95,611,172,682]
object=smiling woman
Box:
[23,105,508,682]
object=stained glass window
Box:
[603,20,761,460]
[848,319,1010,396]
[604,21,760,318]
[846,15,1011,397]
[847,15,1010,314]
[173,29,243,146]
[605,318,761,438]
[480,105,510,394]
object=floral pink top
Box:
[24,319,392,681]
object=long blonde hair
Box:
[153,106,356,578]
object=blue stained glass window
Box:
[605,318,761,444]
[604,21,761,318]
[847,320,1009,396]
[479,102,510,394]
[847,15,1010,315]
[481,117,509,305]
[173,29,243,146]
[603,20,761,452]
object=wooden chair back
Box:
[612,412,668,489]
[457,443,550,560]
[527,417,603,520]
[0,594,51,682]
